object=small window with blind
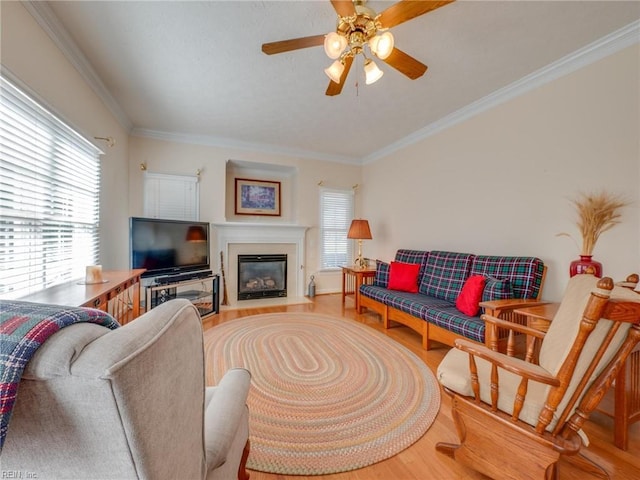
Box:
[143,172,199,221]
[0,75,102,299]
[319,187,354,269]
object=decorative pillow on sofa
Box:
[455,275,486,316]
[374,260,390,288]
[482,277,514,302]
[388,261,421,293]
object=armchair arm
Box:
[480,299,549,353]
[483,314,548,339]
[479,298,548,317]
[204,368,252,471]
[455,339,559,386]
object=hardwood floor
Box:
[202,294,640,480]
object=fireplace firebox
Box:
[237,254,287,300]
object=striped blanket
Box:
[0,299,119,452]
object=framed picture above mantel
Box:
[235,178,281,216]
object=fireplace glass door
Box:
[237,254,287,300]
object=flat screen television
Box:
[129,217,210,278]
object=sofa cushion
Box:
[456,275,486,316]
[424,305,486,344]
[360,284,393,304]
[373,260,390,288]
[470,255,545,299]
[384,291,453,319]
[394,250,429,278]
[482,277,514,302]
[388,262,421,293]
[418,251,474,302]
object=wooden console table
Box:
[341,265,376,313]
[20,269,145,325]
[514,302,639,450]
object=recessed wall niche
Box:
[225,160,298,223]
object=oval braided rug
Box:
[203,313,440,475]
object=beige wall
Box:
[128,136,363,293]
[362,45,640,301]
[1,1,130,270]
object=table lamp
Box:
[347,219,372,268]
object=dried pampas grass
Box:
[557,191,629,256]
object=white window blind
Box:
[319,187,354,269]
[143,172,199,220]
[0,75,102,299]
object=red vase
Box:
[569,255,603,277]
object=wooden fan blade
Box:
[326,55,354,96]
[382,47,428,79]
[378,0,455,29]
[330,0,356,17]
[262,34,325,55]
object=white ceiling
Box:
[34,1,640,164]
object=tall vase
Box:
[569,255,603,278]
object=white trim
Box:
[362,20,640,165]
[131,128,361,165]
[213,223,308,299]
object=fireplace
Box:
[237,254,287,301]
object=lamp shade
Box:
[347,219,372,240]
[369,31,394,60]
[186,225,207,242]
[324,32,347,59]
[324,59,345,83]
[364,59,384,85]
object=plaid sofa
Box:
[359,250,546,350]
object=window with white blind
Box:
[319,187,354,269]
[0,75,102,299]
[143,172,199,221]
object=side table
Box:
[341,265,376,313]
[514,302,638,450]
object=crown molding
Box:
[130,128,362,165]
[21,0,638,166]
[23,1,133,132]
[362,20,640,165]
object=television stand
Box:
[154,269,213,285]
[145,273,219,318]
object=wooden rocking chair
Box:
[435,274,640,479]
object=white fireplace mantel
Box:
[212,223,309,298]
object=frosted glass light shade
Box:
[369,31,394,60]
[364,59,384,85]
[324,59,345,83]
[324,32,347,59]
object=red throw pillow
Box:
[388,261,421,293]
[455,275,487,316]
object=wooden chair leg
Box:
[563,452,610,480]
[544,462,558,480]
[238,439,250,480]
[435,442,459,459]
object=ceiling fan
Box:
[262,0,455,96]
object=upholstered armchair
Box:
[436,274,640,479]
[2,299,251,480]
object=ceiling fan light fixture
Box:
[364,58,384,85]
[369,31,394,60]
[324,32,347,59]
[324,59,345,83]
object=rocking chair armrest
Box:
[454,338,560,387]
[482,314,547,339]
